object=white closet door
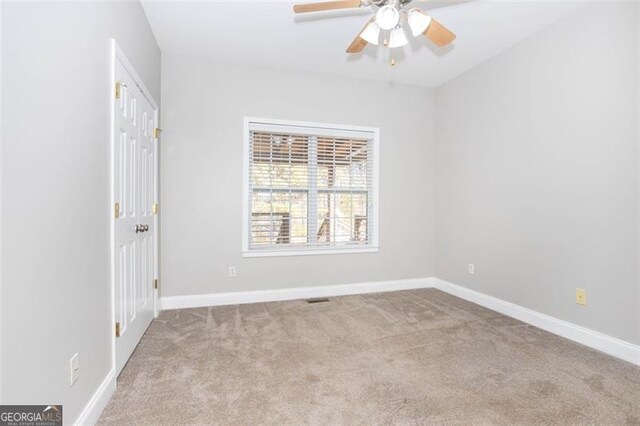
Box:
[113,56,157,375]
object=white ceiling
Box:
[141,0,581,87]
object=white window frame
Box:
[242,117,380,257]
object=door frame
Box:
[109,39,160,374]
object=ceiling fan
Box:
[293,0,456,59]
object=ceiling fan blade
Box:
[346,37,367,54]
[294,0,361,13]
[346,18,373,53]
[424,17,456,47]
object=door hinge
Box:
[152,203,159,215]
[114,202,120,218]
[154,128,162,139]
[115,322,121,338]
[154,278,159,290]
[115,81,127,100]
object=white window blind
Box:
[244,118,379,256]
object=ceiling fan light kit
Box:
[407,8,432,37]
[360,20,382,45]
[376,5,400,30]
[388,27,408,48]
[293,0,456,60]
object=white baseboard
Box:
[161,276,639,366]
[74,368,116,426]
[432,278,640,366]
[161,277,434,310]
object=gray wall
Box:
[160,54,435,297]
[1,2,160,422]
[0,0,3,404]
[435,2,639,344]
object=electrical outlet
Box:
[468,264,475,275]
[69,353,79,386]
[576,288,587,306]
[229,266,237,277]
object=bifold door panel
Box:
[113,51,158,376]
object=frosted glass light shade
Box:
[388,27,408,48]
[360,21,381,45]
[407,9,432,37]
[376,5,400,30]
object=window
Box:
[243,118,379,257]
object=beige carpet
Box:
[99,289,640,425]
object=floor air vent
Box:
[307,297,330,304]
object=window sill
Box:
[242,247,379,258]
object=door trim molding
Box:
[73,368,116,426]
[109,38,117,394]
[110,40,158,110]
